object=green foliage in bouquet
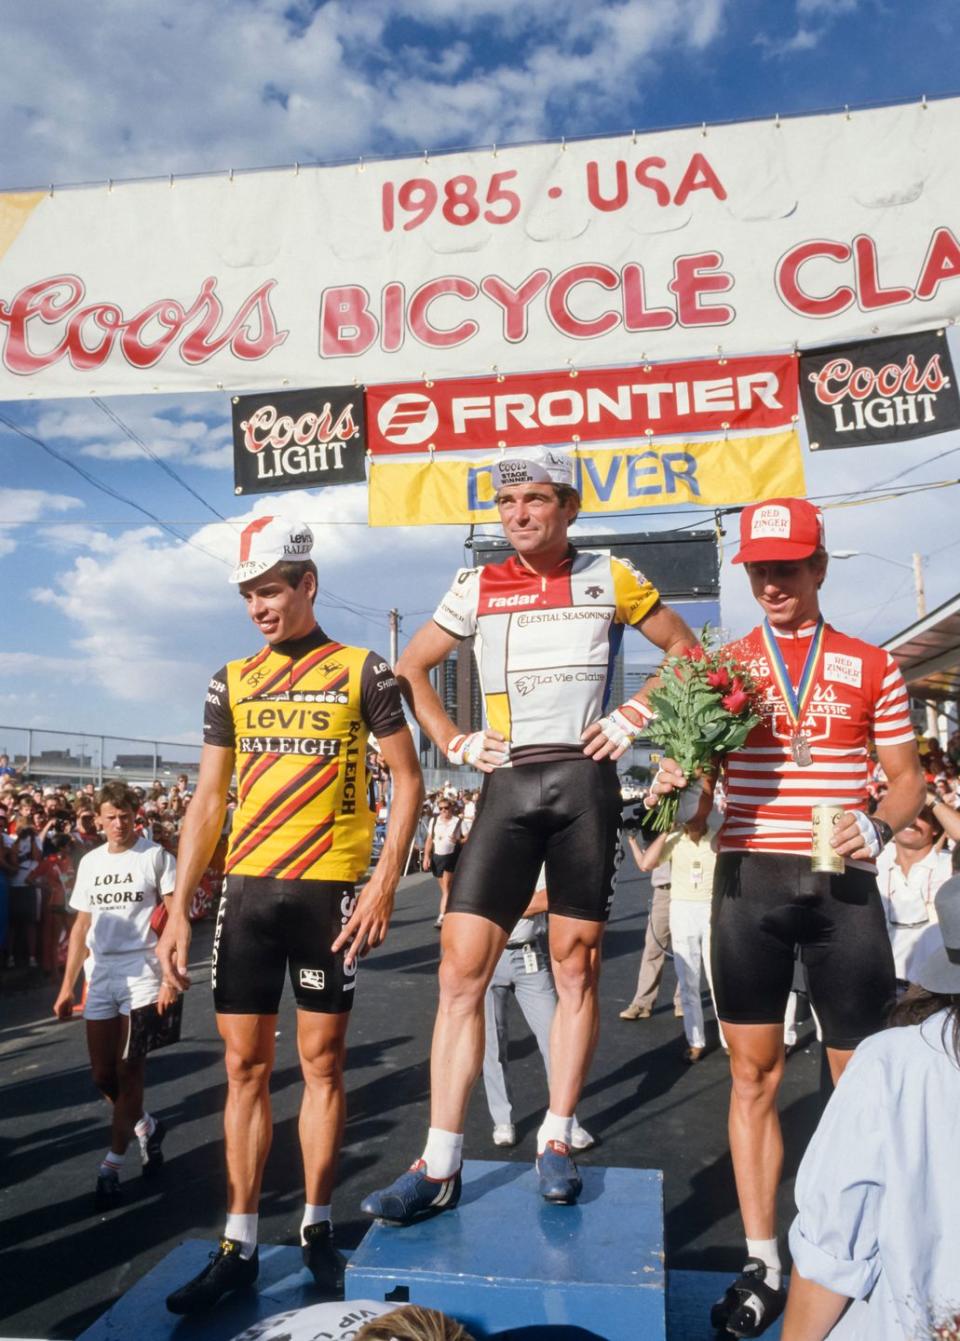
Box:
[645,630,762,832]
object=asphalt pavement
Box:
[0,865,825,1340]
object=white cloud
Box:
[798,0,858,12]
[0,487,83,519]
[1,0,731,190]
[0,651,81,675]
[33,403,232,470]
[755,0,858,59]
[0,486,84,558]
[27,486,462,727]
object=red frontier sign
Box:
[366,355,798,455]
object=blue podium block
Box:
[347,1160,665,1340]
[76,1240,334,1341]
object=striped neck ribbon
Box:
[761,617,825,729]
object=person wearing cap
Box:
[648,497,925,1337]
[159,516,423,1315]
[362,450,695,1223]
[782,866,960,1341]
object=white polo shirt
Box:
[875,845,952,981]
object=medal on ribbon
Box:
[761,617,825,768]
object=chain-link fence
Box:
[0,726,201,788]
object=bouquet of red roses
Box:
[645,632,762,832]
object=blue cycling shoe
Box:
[536,1140,582,1204]
[361,1160,462,1225]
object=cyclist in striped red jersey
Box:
[648,498,925,1338]
[159,517,423,1316]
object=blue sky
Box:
[2,0,959,746]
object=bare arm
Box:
[521,885,549,918]
[583,601,696,761]
[53,911,91,1018]
[781,1270,850,1341]
[333,726,424,968]
[626,829,671,873]
[832,739,926,862]
[397,621,507,772]
[634,602,698,679]
[157,743,234,990]
[422,818,434,870]
[927,790,960,844]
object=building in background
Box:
[419,642,483,773]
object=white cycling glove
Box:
[596,698,655,755]
[596,709,641,754]
[446,731,508,768]
[848,809,883,860]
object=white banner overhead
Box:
[1,96,959,400]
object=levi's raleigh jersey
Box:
[204,626,406,881]
[433,548,660,760]
[719,621,915,859]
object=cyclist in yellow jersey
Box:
[362,452,695,1223]
[158,517,423,1314]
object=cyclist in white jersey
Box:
[362,450,694,1222]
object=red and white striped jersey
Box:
[719,622,915,858]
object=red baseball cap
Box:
[733,498,824,565]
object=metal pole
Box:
[152,741,158,784]
[389,608,400,668]
[912,552,927,619]
[913,554,940,739]
[97,736,104,787]
[26,728,33,778]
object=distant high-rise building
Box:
[422,644,482,769]
[608,646,624,712]
[623,665,659,702]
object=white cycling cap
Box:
[491,450,575,491]
[229,516,314,584]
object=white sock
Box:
[99,1150,124,1177]
[300,1203,332,1245]
[421,1128,463,1179]
[745,1237,782,1291]
[537,1110,574,1155]
[224,1212,259,1260]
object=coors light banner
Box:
[232,386,366,496]
[800,329,960,451]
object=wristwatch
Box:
[870,817,894,850]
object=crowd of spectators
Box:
[0,765,216,979]
[0,741,400,981]
[868,732,960,810]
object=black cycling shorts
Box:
[711,851,896,1051]
[212,875,359,1015]
[430,850,460,878]
[448,756,622,933]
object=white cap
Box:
[491,450,575,491]
[229,516,315,584]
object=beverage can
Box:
[811,804,845,874]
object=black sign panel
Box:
[232,386,366,495]
[800,329,960,451]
